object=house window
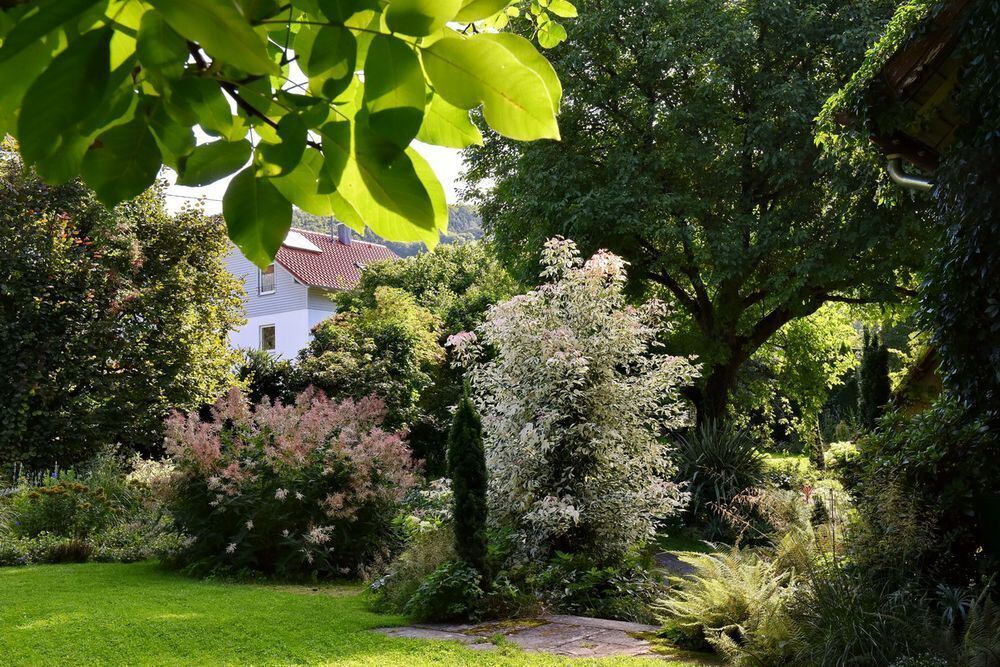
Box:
[259,325,276,351]
[259,263,276,295]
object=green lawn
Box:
[0,562,693,666]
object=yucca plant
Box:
[674,420,766,525]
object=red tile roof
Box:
[274,228,398,290]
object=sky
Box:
[163,138,465,215]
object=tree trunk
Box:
[695,361,740,426]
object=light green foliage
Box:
[337,242,518,336]
[0,0,565,265]
[0,562,697,666]
[296,286,443,429]
[741,304,859,445]
[657,549,798,664]
[466,0,931,425]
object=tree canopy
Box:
[0,148,244,465]
[0,0,567,266]
[465,0,935,425]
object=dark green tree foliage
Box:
[235,348,294,406]
[857,328,891,430]
[465,0,931,425]
[0,149,243,465]
[918,0,1000,424]
[447,393,488,578]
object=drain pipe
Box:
[886,154,934,191]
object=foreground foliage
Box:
[0,0,565,262]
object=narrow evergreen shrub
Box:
[857,327,890,430]
[447,392,488,577]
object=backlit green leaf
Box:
[364,34,426,149]
[416,93,482,148]
[223,167,292,268]
[385,0,462,37]
[0,0,102,65]
[17,28,112,168]
[148,0,277,75]
[81,116,162,206]
[271,147,338,216]
[137,11,188,76]
[421,34,560,141]
[455,0,510,22]
[176,139,251,186]
[258,113,307,177]
[303,24,356,99]
[478,32,561,112]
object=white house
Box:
[226,224,398,359]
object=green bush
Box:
[368,523,455,615]
[403,560,484,622]
[527,551,663,623]
[785,568,951,665]
[852,399,999,586]
[656,549,797,661]
[8,481,119,539]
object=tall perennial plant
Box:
[165,387,417,577]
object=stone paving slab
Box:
[374,613,667,659]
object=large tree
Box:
[0,148,243,465]
[465,0,934,424]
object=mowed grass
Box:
[0,562,693,666]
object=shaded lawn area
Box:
[0,562,692,666]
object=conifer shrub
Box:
[447,392,488,578]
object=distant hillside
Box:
[291,205,483,257]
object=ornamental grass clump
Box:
[453,238,698,563]
[164,387,418,578]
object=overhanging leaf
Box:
[17,27,112,167]
[81,116,162,206]
[385,0,462,37]
[223,167,292,268]
[176,139,251,186]
[421,34,559,141]
[148,0,278,75]
[0,0,102,65]
[363,34,426,149]
[416,93,482,148]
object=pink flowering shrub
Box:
[164,387,418,577]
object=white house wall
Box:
[225,246,308,318]
[229,310,312,360]
[225,247,340,359]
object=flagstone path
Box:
[376,613,715,661]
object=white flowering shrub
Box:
[452,238,698,562]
